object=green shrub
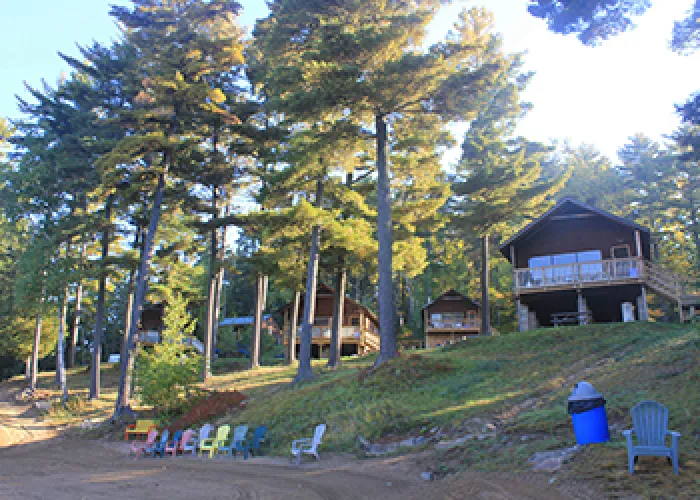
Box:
[134,290,201,414]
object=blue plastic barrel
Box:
[568,381,610,445]
[571,404,610,444]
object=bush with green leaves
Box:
[134,290,201,414]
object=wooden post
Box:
[510,245,517,291]
[424,310,429,349]
[637,286,649,321]
[577,292,586,325]
[634,229,642,258]
[480,235,491,335]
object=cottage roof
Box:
[279,283,378,323]
[421,289,479,312]
[498,198,651,261]
[219,314,272,327]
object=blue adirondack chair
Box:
[246,425,268,457]
[219,425,249,459]
[623,401,681,475]
[148,429,169,458]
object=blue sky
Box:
[1,0,697,163]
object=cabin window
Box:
[314,317,329,326]
[430,313,442,321]
[351,317,360,326]
[611,245,630,259]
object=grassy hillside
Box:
[220,322,698,497]
[4,322,698,497]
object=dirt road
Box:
[0,438,578,500]
[0,384,581,499]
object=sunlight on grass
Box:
[426,391,525,418]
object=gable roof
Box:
[498,198,650,261]
[219,315,273,327]
[279,283,378,323]
[421,289,479,312]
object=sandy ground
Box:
[0,385,583,499]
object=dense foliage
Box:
[0,2,696,416]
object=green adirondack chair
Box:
[623,401,681,475]
[199,425,230,458]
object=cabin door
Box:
[611,245,631,278]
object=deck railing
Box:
[426,319,480,330]
[295,326,363,339]
[514,257,646,292]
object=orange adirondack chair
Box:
[130,429,158,459]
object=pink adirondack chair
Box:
[130,429,158,459]
[178,429,196,456]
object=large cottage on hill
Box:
[499,198,699,330]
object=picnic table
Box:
[551,311,591,326]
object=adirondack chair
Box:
[147,429,169,458]
[623,401,681,475]
[164,430,183,457]
[246,425,268,457]
[195,424,214,452]
[129,429,158,459]
[291,424,326,465]
[199,425,230,458]
[179,429,196,456]
[219,425,248,459]
[124,419,159,441]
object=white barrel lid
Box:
[568,381,603,401]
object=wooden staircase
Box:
[644,262,699,322]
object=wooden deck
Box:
[425,318,480,332]
[513,257,699,322]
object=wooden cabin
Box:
[421,290,481,348]
[137,304,164,345]
[280,284,380,359]
[136,303,204,353]
[219,315,282,345]
[499,198,699,329]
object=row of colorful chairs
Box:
[129,424,267,460]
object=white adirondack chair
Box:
[291,424,326,465]
[623,401,681,475]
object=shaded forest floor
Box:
[1,322,698,498]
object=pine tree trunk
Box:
[328,267,346,368]
[212,224,227,354]
[68,280,83,369]
[120,228,141,402]
[56,287,69,387]
[295,175,324,382]
[204,186,218,380]
[56,292,68,402]
[250,272,263,369]
[114,171,166,419]
[375,112,396,365]
[288,288,300,364]
[30,295,44,392]
[90,196,113,400]
[480,235,491,335]
[68,238,86,369]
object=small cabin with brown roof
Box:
[421,290,481,348]
[499,198,699,329]
[280,284,380,359]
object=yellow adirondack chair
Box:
[199,425,230,458]
[124,419,159,441]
